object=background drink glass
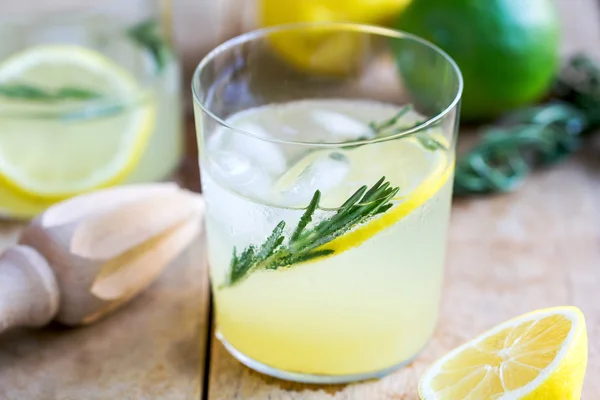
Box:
[0,0,183,219]
[193,23,462,383]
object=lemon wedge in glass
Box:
[273,132,452,257]
[320,134,451,254]
[0,45,154,202]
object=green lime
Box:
[395,0,560,121]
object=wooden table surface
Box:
[2,1,600,399]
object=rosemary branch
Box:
[221,100,456,286]
[454,54,600,195]
[223,177,399,287]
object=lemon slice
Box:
[419,307,588,400]
[273,132,452,256]
[321,135,451,254]
[0,45,154,200]
[260,0,412,75]
[0,185,54,220]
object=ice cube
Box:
[206,122,288,177]
[201,167,275,245]
[207,150,274,201]
[310,110,371,141]
[273,150,350,207]
[208,150,254,186]
[230,121,288,175]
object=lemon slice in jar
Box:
[0,45,154,202]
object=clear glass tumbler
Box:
[193,22,462,383]
[0,0,183,219]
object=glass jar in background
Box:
[0,0,183,219]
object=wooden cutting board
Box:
[0,224,209,400]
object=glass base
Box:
[217,331,425,384]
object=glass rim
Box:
[192,21,463,148]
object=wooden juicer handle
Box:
[0,183,204,334]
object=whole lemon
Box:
[260,0,412,75]
[395,0,560,121]
[261,0,411,26]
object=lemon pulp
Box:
[419,307,587,400]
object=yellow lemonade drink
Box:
[193,23,462,383]
[200,99,454,379]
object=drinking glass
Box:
[193,22,462,383]
[0,0,183,219]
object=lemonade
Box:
[0,9,182,219]
[199,99,454,379]
[193,23,462,383]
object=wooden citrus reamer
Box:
[0,183,204,334]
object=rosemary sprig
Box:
[415,132,446,151]
[360,104,446,151]
[368,104,412,132]
[127,18,172,73]
[454,54,600,195]
[0,83,102,101]
[223,177,399,287]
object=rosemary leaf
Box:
[127,18,172,73]
[229,245,257,284]
[369,104,413,132]
[279,249,336,268]
[312,185,368,236]
[415,133,446,151]
[374,203,394,215]
[256,221,286,260]
[0,83,102,101]
[363,107,446,153]
[290,191,320,242]
[360,176,386,200]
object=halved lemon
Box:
[419,307,588,400]
[0,45,154,201]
